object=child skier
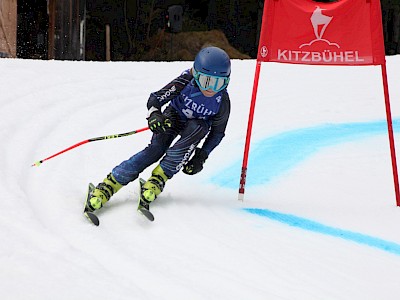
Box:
[84,46,231,221]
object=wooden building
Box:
[0,0,17,57]
[0,0,85,60]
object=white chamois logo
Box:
[300,6,339,48]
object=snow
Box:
[1,56,400,299]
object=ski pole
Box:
[32,126,150,167]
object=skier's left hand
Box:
[183,148,208,175]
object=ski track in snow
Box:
[1,58,400,299]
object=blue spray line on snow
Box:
[209,119,400,255]
[243,208,400,256]
[211,119,400,188]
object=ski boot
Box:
[85,173,123,212]
[138,165,169,221]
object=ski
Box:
[137,178,155,222]
[83,183,100,226]
[83,179,154,225]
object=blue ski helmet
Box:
[193,46,231,77]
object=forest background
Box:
[85,0,400,61]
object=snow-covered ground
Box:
[1,56,400,300]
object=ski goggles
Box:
[193,69,230,92]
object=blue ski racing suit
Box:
[111,69,231,185]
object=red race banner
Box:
[240,0,400,206]
[258,0,385,65]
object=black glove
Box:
[183,148,208,175]
[147,111,172,134]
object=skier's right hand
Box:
[147,111,172,134]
